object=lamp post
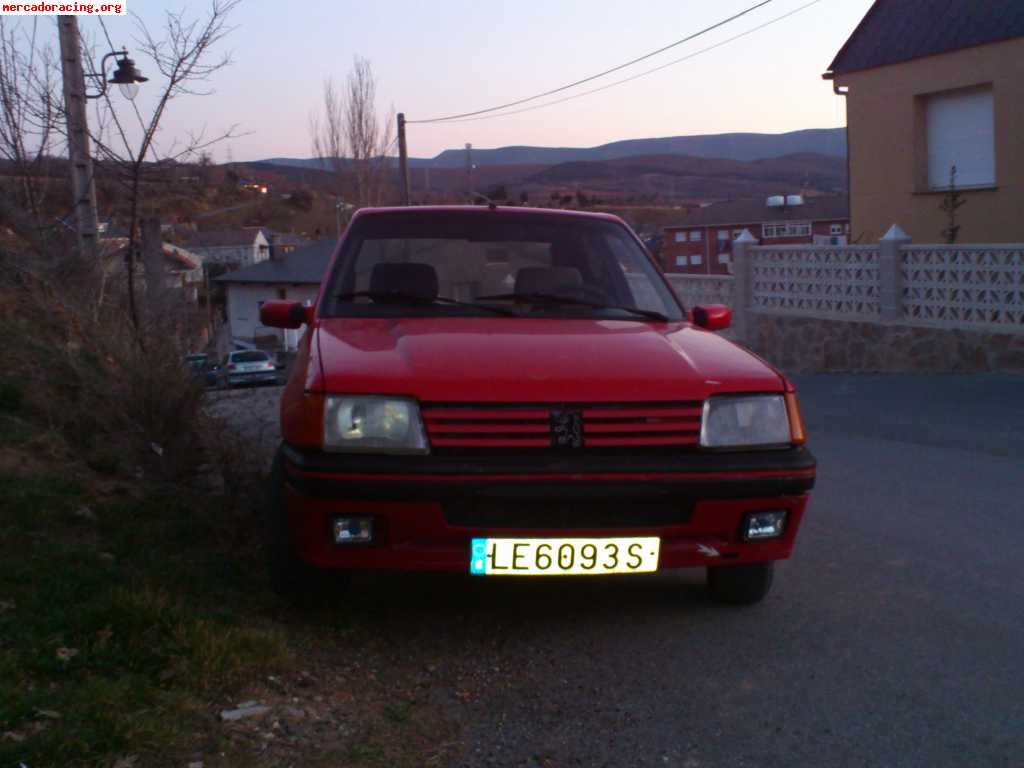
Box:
[87,48,149,101]
[57,16,147,260]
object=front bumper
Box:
[280,445,816,573]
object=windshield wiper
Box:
[474,292,670,322]
[335,290,520,317]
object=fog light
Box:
[332,517,374,544]
[742,510,787,541]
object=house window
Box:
[763,222,811,238]
[674,232,686,243]
[717,230,729,240]
[689,230,701,242]
[925,86,994,189]
[675,255,687,267]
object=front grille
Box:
[444,497,694,529]
[421,402,703,452]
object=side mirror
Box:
[260,301,311,329]
[691,304,732,331]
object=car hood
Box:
[314,317,782,402]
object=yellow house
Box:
[823,0,1024,243]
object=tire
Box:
[266,450,348,600]
[707,562,774,605]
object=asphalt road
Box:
[211,375,1024,767]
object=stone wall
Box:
[746,312,1024,373]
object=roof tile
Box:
[669,196,849,229]
[214,239,336,285]
[827,0,1024,75]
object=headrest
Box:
[369,262,439,301]
[514,267,583,297]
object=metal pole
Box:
[57,15,99,260]
[397,113,410,206]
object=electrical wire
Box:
[406,0,773,124]
[429,0,824,125]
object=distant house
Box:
[823,0,1024,242]
[181,228,270,270]
[214,238,335,350]
[102,238,205,302]
[260,229,311,259]
[662,196,850,275]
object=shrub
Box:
[1,250,207,479]
[0,379,23,412]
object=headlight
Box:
[323,396,429,454]
[700,394,791,448]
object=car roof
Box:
[351,205,627,225]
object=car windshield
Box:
[232,351,269,363]
[321,210,684,321]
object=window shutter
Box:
[926,88,994,189]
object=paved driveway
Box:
[211,374,1024,767]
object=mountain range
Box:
[258,127,846,170]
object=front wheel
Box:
[266,450,349,601]
[707,562,774,605]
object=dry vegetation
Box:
[0,251,467,767]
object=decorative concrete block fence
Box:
[665,227,1024,372]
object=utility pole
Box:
[397,113,410,206]
[57,16,99,260]
[465,142,473,200]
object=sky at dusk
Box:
[33,0,875,161]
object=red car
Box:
[260,206,815,605]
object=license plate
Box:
[469,537,660,576]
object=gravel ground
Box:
[206,375,1024,768]
[204,384,283,471]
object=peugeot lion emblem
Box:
[550,409,584,449]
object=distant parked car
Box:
[218,350,280,388]
[184,353,219,388]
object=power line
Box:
[406,0,773,124]
[430,0,824,125]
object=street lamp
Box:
[86,48,148,101]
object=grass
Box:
[0,471,288,767]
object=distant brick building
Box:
[662,195,850,275]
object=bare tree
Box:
[345,57,394,207]
[310,56,394,209]
[83,0,243,338]
[0,17,62,253]
[309,76,347,197]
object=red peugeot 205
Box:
[259,206,815,605]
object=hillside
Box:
[258,127,847,170]
[401,152,845,203]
